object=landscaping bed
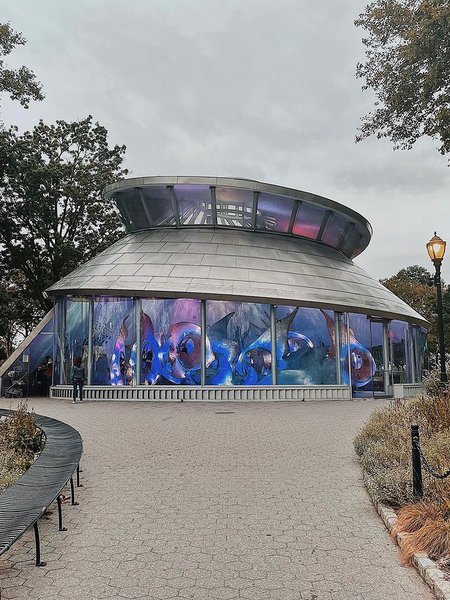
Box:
[0,401,45,493]
[355,369,450,569]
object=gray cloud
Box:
[2,0,449,282]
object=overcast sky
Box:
[1,0,449,282]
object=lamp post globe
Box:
[427,233,446,265]
[426,232,448,385]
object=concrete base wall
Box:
[393,383,424,399]
[50,384,352,402]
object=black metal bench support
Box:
[70,476,79,506]
[76,464,83,487]
[56,496,67,532]
[33,522,46,567]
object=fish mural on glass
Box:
[319,309,376,388]
[159,322,204,384]
[206,310,273,386]
[276,308,331,385]
[343,328,377,388]
[234,328,272,385]
[110,317,130,386]
[107,304,376,388]
[140,311,161,385]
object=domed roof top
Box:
[103,176,372,260]
[47,227,426,326]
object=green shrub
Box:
[422,361,450,397]
[0,448,31,493]
[0,401,45,493]
[354,396,450,506]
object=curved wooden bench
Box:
[0,409,83,570]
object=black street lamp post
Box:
[426,232,448,385]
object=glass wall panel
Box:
[341,226,362,258]
[92,297,136,386]
[116,189,150,231]
[275,307,336,384]
[292,202,325,240]
[141,186,176,226]
[64,297,89,384]
[175,185,212,225]
[321,212,347,248]
[206,301,271,385]
[389,320,409,384]
[256,193,294,233]
[54,298,64,386]
[1,316,54,397]
[412,324,428,382]
[216,187,254,227]
[369,321,386,393]
[337,312,350,385]
[347,313,377,396]
[140,298,201,385]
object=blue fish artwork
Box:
[110,317,130,386]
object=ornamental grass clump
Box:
[354,394,450,507]
[355,390,450,562]
[0,401,45,493]
[392,498,450,564]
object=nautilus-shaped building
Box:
[1,177,428,401]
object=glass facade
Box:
[292,202,325,240]
[110,184,370,260]
[215,187,254,227]
[140,186,176,227]
[321,211,348,248]
[412,325,428,383]
[1,297,427,396]
[347,314,377,395]
[206,301,271,385]
[91,297,136,386]
[1,315,54,397]
[141,298,201,385]
[275,307,336,385]
[256,193,294,233]
[64,297,90,383]
[389,320,409,384]
[175,184,212,225]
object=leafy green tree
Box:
[0,21,44,355]
[355,0,450,159]
[0,22,43,110]
[381,265,435,318]
[0,116,127,314]
[0,271,41,356]
[442,286,450,357]
[380,264,449,353]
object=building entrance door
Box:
[369,320,393,397]
[352,318,393,398]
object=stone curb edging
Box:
[373,498,450,599]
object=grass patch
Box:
[0,401,45,494]
[355,394,450,506]
[355,387,450,563]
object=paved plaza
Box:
[0,398,433,600]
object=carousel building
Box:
[0,176,427,401]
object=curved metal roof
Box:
[103,176,373,260]
[47,227,426,326]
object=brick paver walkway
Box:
[0,398,432,600]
